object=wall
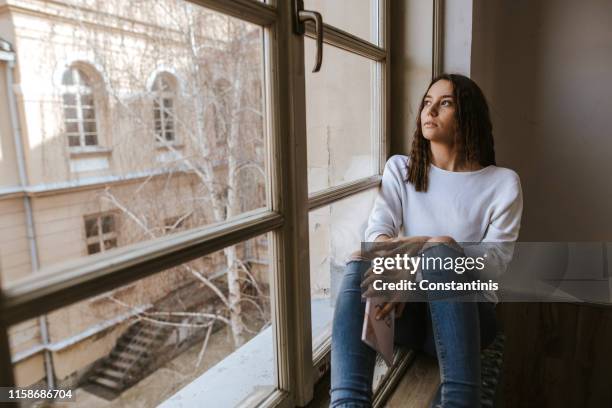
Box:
[442,0,472,76]
[470,0,612,241]
[467,2,612,406]
[390,0,433,155]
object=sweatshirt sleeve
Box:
[464,173,523,280]
[364,156,405,242]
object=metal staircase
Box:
[83,320,174,399]
[82,278,226,400]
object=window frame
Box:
[152,73,178,145]
[83,212,119,255]
[0,0,392,406]
[62,66,100,148]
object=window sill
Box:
[69,146,112,158]
[161,300,334,407]
[156,143,184,150]
[160,325,276,408]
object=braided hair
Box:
[406,73,496,191]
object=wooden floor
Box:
[306,354,440,408]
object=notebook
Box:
[361,297,395,367]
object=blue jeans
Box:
[330,244,498,408]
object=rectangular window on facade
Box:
[62,67,100,148]
[84,213,118,255]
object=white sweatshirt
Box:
[364,155,523,302]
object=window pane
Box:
[101,215,115,234]
[68,135,81,147]
[82,108,95,120]
[83,121,97,133]
[305,39,377,193]
[8,234,276,406]
[62,69,75,85]
[63,94,76,105]
[81,94,94,106]
[65,122,79,133]
[85,218,99,237]
[309,189,377,351]
[304,0,378,45]
[87,242,101,254]
[0,0,270,278]
[64,107,78,119]
[104,238,117,249]
[85,134,98,146]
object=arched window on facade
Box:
[62,67,99,147]
[152,73,177,143]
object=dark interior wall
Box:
[469,2,612,406]
[471,0,612,242]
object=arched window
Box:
[62,67,98,147]
[152,74,177,143]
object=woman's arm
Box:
[364,156,405,242]
[464,176,524,279]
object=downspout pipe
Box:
[0,37,56,389]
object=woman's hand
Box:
[360,235,430,292]
[360,235,431,321]
[363,235,464,321]
[422,235,464,255]
[376,301,406,320]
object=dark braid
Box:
[407,73,496,192]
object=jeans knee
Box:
[421,243,471,283]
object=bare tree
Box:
[60,0,268,349]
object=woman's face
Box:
[420,79,458,143]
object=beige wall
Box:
[0,61,21,188]
[0,198,31,282]
[390,0,433,156]
[471,0,612,241]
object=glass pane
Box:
[63,93,76,105]
[81,94,94,106]
[101,215,115,234]
[7,234,276,407]
[87,242,101,254]
[62,69,74,85]
[82,108,95,120]
[309,189,377,350]
[305,39,377,193]
[85,134,98,146]
[85,218,99,238]
[0,0,269,279]
[104,238,117,249]
[83,121,97,133]
[304,0,378,44]
[65,122,79,133]
[68,135,81,147]
[64,107,78,119]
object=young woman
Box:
[330,74,523,408]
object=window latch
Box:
[293,0,323,72]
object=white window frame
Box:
[152,73,178,144]
[62,66,100,148]
[84,212,118,255]
[0,1,393,407]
